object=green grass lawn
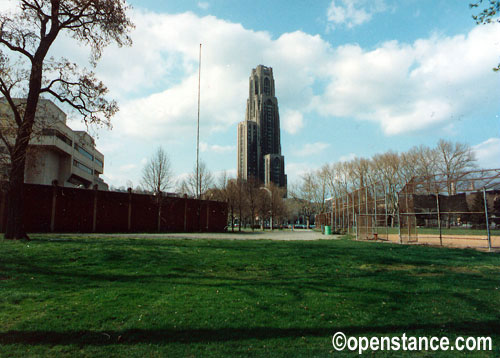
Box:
[1,235,500,357]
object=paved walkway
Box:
[93,230,340,241]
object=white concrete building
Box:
[0,98,108,190]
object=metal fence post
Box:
[330,199,334,231]
[397,193,402,244]
[405,184,410,240]
[355,213,358,240]
[334,196,337,232]
[385,189,389,240]
[436,193,442,246]
[483,188,492,251]
[342,195,345,233]
[352,192,359,234]
[365,186,369,238]
[374,185,378,236]
[347,193,350,234]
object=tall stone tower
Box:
[237,65,287,190]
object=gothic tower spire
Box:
[237,65,287,190]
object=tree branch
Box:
[0,130,13,156]
[0,34,34,61]
[40,77,81,93]
[0,78,23,127]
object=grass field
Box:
[1,235,500,357]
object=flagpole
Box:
[196,43,201,199]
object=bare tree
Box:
[370,151,401,227]
[350,157,370,189]
[256,185,272,229]
[216,170,228,191]
[141,147,174,233]
[301,170,328,214]
[225,178,239,232]
[0,0,133,239]
[245,177,261,231]
[435,139,476,195]
[400,145,438,183]
[268,182,287,229]
[141,147,174,195]
[289,171,325,229]
[178,161,214,198]
[234,177,246,231]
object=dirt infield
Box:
[381,233,500,249]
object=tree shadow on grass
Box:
[1,320,499,346]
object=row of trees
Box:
[208,177,288,231]
[293,139,478,219]
[139,147,292,231]
[137,146,214,197]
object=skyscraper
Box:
[237,65,287,190]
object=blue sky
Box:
[4,0,499,188]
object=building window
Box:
[73,159,93,175]
[95,158,103,167]
[264,77,270,95]
[264,100,274,151]
[74,143,94,161]
[42,128,73,146]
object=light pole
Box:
[260,186,273,230]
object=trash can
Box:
[325,226,331,235]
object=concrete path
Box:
[88,230,340,241]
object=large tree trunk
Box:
[4,61,44,240]
[4,124,32,240]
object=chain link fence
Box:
[316,169,500,250]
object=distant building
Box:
[0,98,108,190]
[237,65,287,190]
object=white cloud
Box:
[43,8,500,142]
[339,153,357,162]
[213,168,237,180]
[88,10,272,141]
[293,142,330,157]
[473,138,500,169]
[119,163,138,172]
[314,23,500,135]
[174,172,190,185]
[101,162,139,187]
[282,110,304,135]
[200,141,235,154]
[0,0,17,12]
[286,162,319,184]
[326,0,387,29]
[197,2,210,10]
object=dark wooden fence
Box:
[0,183,227,233]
